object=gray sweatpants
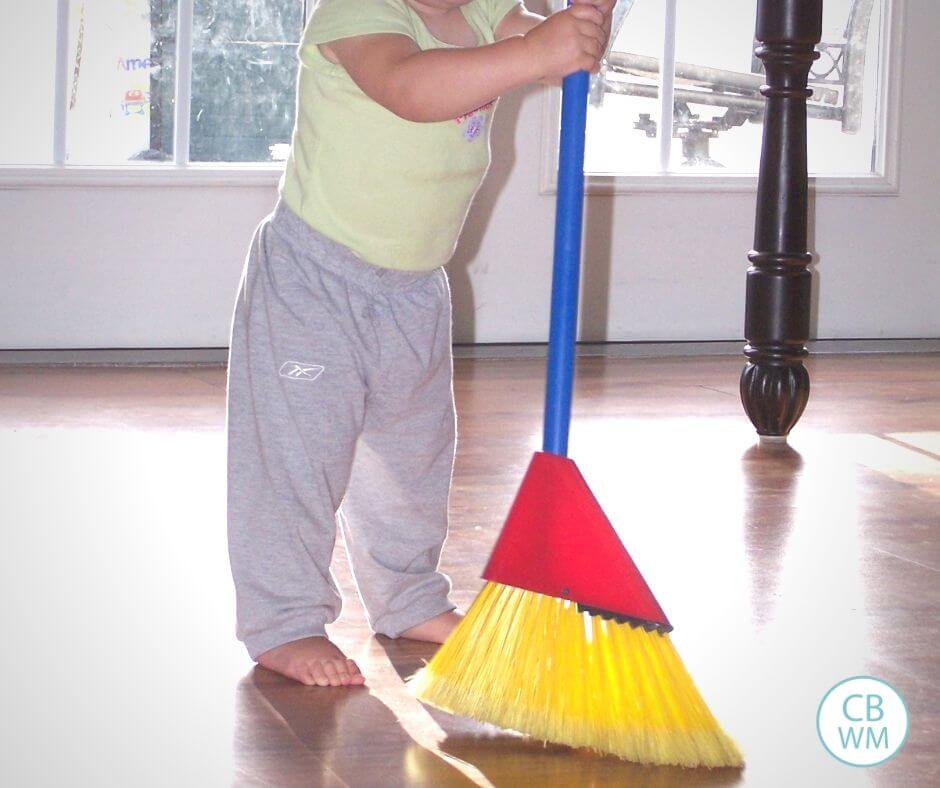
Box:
[226,201,456,659]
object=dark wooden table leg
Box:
[740,0,822,443]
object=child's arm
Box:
[322,4,608,123]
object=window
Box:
[190,0,305,162]
[63,0,179,164]
[1,4,58,165]
[544,0,901,193]
[0,0,308,177]
[2,0,901,190]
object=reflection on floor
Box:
[0,354,936,787]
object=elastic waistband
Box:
[269,200,441,293]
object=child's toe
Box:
[334,661,352,685]
[298,670,319,687]
[322,661,343,687]
[310,662,331,687]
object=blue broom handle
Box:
[543,69,590,458]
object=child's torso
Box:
[279,0,516,272]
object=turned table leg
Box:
[740,0,823,442]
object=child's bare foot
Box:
[400,610,463,644]
[257,636,366,687]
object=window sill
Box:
[0,163,285,188]
[538,171,901,196]
[2,162,899,196]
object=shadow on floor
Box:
[234,665,478,786]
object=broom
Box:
[411,63,744,770]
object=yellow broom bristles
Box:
[411,582,744,769]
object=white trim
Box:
[52,0,70,165]
[875,0,904,195]
[539,0,903,196]
[659,0,677,172]
[173,0,195,165]
[0,164,284,188]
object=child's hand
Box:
[572,0,616,52]
[523,4,608,85]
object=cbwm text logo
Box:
[817,676,909,767]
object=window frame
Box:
[0,0,903,192]
[0,0,312,187]
[539,0,904,196]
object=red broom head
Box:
[482,451,672,633]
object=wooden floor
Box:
[0,354,937,787]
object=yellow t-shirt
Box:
[279,0,520,271]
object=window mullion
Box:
[53,0,70,165]
[659,0,678,173]
[174,0,195,166]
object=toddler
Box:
[226,0,612,687]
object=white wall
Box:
[1,0,937,349]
